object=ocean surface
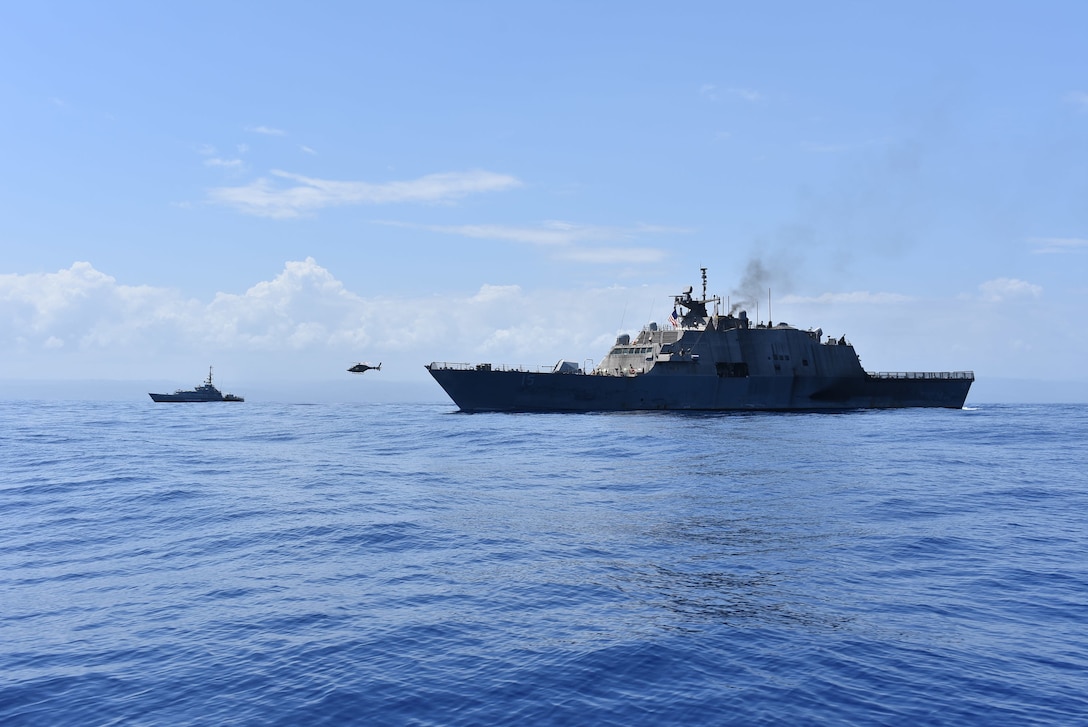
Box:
[2,401,1086,726]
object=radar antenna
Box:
[674,267,721,328]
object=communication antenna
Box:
[701,267,708,301]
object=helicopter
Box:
[347,362,382,374]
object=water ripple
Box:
[1,402,1087,725]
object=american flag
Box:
[669,307,680,327]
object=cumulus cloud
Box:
[9,261,1074,384]
[978,278,1042,302]
[209,169,522,218]
[0,260,369,353]
[0,262,197,351]
[201,258,375,349]
[0,260,644,373]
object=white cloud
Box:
[0,260,660,379]
[300,145,316,154]
[3,262,1085,386]
[209,169,522,218]
[0,260,586,358]
[978,278,1042,302]
[0,260,364,353]
[1030,237,1088,254]
[1,262,116,325]
[204,158,244,168]
[0,262,197,352]
[245,125,286,136]
[471,284,521,303]
[202,257,370,349]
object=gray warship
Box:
[149,367,244,403]
[426,269,973,412]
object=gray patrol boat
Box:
[426,269,973,412]
[149,367,244,403]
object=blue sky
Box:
[2,1,1086,401]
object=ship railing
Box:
[427,361,558,374]
[866,371,975,380]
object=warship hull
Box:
[426,365,972,413]
[427,269,974,413]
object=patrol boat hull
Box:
[149,392,244,403]
[426,269,973,413]
[149,367,244,403]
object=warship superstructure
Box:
[149,367,244,402]
[426,269,973,412]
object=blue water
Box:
[2,402,1086,725]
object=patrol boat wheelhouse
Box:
[426,269,973,412]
